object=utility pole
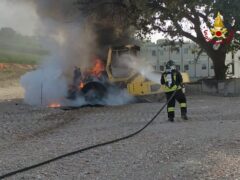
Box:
[208,56,210,77]
[168,45,171,61]
[157,44,160,72]
[232,51,235,76]
[180,43,183,72]
[194,52,196,78]
[192,45,198,79]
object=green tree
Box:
[77,0,240,80]
[78,0,138,47]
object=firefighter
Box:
[67,66,82,100]
[161,60,188,122]
[73,66,82,87]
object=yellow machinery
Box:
[106,45,190,101]
[106,45,163,101]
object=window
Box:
[160,65,164,71]
[159,49,164,55]
[184,48,188,54]
[175,48,180,54]
[202,64,207,70]
[152,65,157,70]
[184,65,189,71]
[152,50,156,56]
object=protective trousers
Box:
[166,89,187,118]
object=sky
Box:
[150,33,164,43]
[0,0,39,36]
[0,0,163,42]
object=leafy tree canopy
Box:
[77,0,240,79]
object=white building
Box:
[140,39,240,81]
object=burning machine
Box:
[68,45,164,104]
[106,45,163,100]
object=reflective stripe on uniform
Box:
[173,74,176,81]
[163,73,181,92]
[163,85,181,92]
[168,107,175,112]
[180,103,187,108]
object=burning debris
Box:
[67,58,109,105]
[19,1,162,108]
[18,0,119,107]
[48,103,61,108]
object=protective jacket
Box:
[161,70,182,92]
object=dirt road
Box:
[0,82,240,179]
[0,63,33,100]
[0,86,24,100]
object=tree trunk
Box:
[210,52,227,80]
[202,43,228,80]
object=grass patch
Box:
[0,69,27,81]
[0,49,45,65]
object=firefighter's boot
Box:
[181,114,188,120]
[168,118,174,122]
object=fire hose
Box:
[0,87,179,179]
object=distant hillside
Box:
[0,27,48,64]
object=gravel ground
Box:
[0,86,24,100]
[0,89,240,179]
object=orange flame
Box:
[48,103,61,108]
[79,82,84,89]
[91,58,104,77]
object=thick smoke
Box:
[21,0,96,106]
[119,54,162,83]
[20,0,135,106]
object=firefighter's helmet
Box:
[166,60,175,71]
